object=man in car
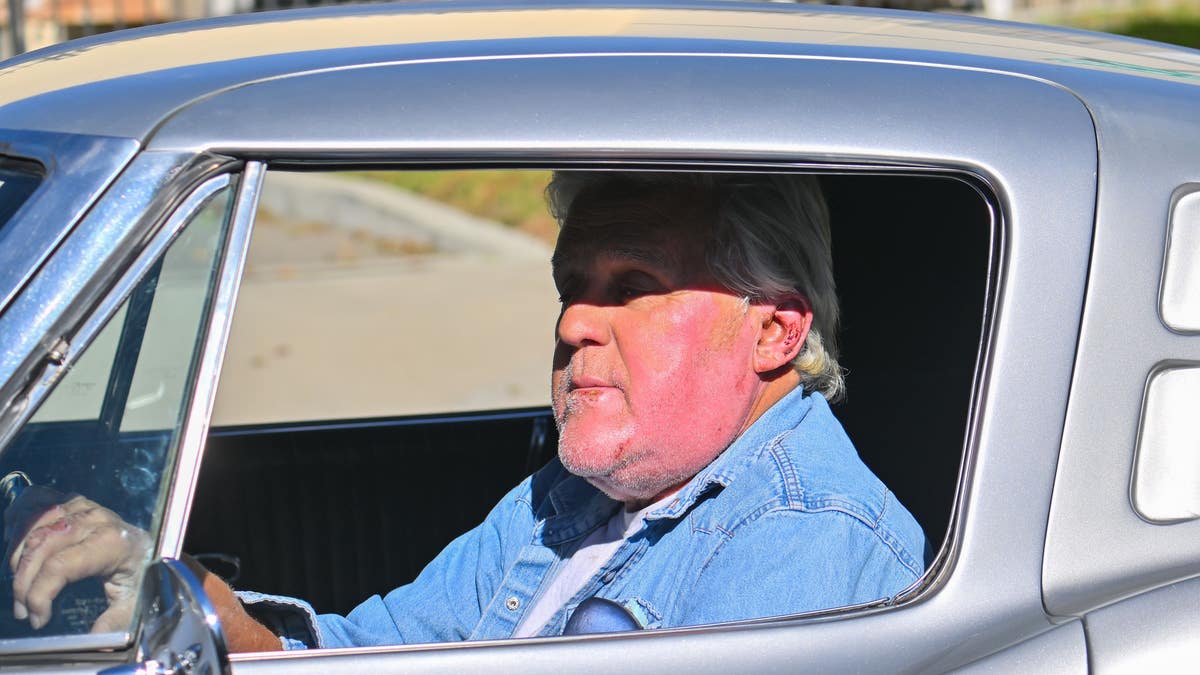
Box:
[9,171,925,650]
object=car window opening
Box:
[182,168,991,640]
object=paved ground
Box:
[211,172,559,426]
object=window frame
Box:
[0,161,254,656]
[189,158,1005,665]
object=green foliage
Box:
[359,170,558,243]
[1111,13,1200,48]
[1070,3,1200,49]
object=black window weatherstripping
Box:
[0,158,43,235]
[0,160,264,657]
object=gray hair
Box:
[547,171,844,401]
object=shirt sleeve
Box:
[679,508,922,627]
[237,474,537,649]
[319,476,536,648]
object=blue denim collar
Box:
[646,385,816,522]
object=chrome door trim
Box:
[0,631,136,658]
[0,171,234,657]
[0,173,232,452]
[0,152,237,449]
[0,130,139,314]
[158,161,264,559]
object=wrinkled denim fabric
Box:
[240,387,926,649]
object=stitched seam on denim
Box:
[800,495,876,526]
[869,520,922,578]
[606,540,646,587]
[695,500,789,578]
[632,597,663,624]
[696,521,737,580]
[875,489,889,528]
[799,502,921,578]
[768,429,796,504]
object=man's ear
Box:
[754,294,814,375]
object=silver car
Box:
[0,1,1198,672]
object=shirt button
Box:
[603,571,616,583]
[505,596,520,611]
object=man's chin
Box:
[580,474,646,504]
[559,449,630,497]
[560,454,662,504]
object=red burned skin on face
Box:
[550,188,790,505]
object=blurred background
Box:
[1,0,1198,59]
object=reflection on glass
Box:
[0,184,233,642]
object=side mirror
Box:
[100,558,230,675]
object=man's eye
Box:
[617,284,652,300]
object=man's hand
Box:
[8,495,151,633]
[8,494,283,651]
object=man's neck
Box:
[739,369,802,438]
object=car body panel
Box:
[0,131,138,315]
[123,35,1100,671]
[1084,575,1200,671]
[1,1,1198,672]
[1043,75,1200,616]
[0,2,1198,138]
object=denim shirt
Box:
[242,387,926,648]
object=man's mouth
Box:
[569,375,612,391]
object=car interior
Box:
[185,169,993,618]
[0,168,994,635]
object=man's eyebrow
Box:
[552,241,677,272]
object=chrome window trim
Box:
[0,631,135,658]
[220,159,1003,666]
[0,152,238,448]
[0,130,139,314]
[158,161,264,559]
[0,173,232,656]
[0,172,232,451]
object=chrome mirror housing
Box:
[100,559,230,675]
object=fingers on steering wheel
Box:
[23,538,116,629]
[11,498,120,628]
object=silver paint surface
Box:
[0,131,138,313]
[5,0,1200,671]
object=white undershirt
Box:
[512,492,677,637]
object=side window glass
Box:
[0,181,234,641]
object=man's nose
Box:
[556,301,610,347]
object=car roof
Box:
[1,0,1199,140]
